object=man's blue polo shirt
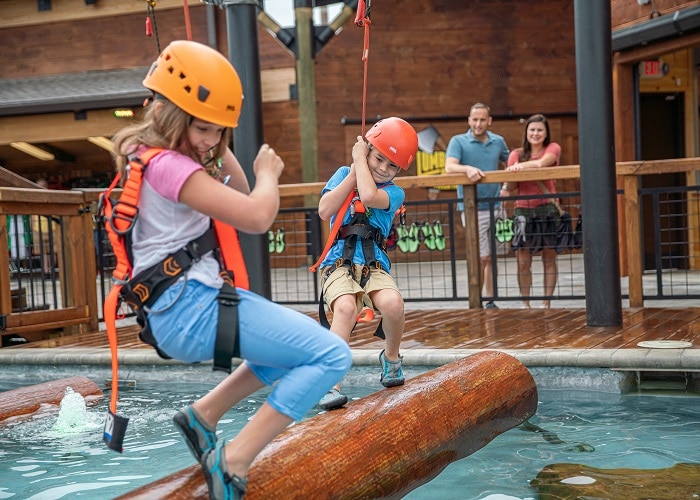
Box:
[446,129,510,211]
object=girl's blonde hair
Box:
[111,99,230,181]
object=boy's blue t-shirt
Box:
[320,166,404,271]
[445,129,510,211]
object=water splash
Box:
[49,387,102,435]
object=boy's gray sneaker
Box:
[201,446,247,500]
[379,349,405,387]
[173,405,217,462]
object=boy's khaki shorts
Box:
[321,265,399,313]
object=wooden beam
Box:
[613,31,700,65]
[1,0,185,29]
[0,167,43,188]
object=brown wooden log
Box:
[119,350,538,500]
[0,376,103,421]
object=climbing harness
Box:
[99,148,248,452]
[310,189,394,337]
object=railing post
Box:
[82,205,99,332]
[623,174,643,306]
[462,184,482,308]
[0,215,11,315]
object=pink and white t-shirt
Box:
[130,149,223,289]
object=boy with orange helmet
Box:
[316,117,418,410]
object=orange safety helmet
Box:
[143,40,243,128]
[365,117,418,170]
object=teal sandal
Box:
[173,405,217,462]
[319,387,348,410]
[201,446,247,500]
[433,220,446,251]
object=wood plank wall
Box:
[611,0,699,30]
[0,0,696,194]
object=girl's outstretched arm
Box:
[180,144,283,234]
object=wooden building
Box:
[0,0,698,193]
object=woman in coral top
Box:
[501,114,561,308]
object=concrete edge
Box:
[1,347,699,370]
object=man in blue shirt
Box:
[445,103,510,309]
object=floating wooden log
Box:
[0,376,103,422]
[119,350,538,499]
[531,462,700,499]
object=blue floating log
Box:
[119,350,538,499]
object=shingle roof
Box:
[0,68,151,117]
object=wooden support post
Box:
[624,174,643,306]
[462,184,482,308]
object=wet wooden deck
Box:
[12,307,700,351]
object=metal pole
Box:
[574,0,622,325]
[223,0,272,298]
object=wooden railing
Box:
[1,158,698,342]
[0,187,98,340]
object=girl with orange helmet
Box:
[316,117,418,411]
[110,40,352,499]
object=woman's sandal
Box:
[201,446,247,500]
[433,220,446,251]
[420,221,436,251]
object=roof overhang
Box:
[612,5,700,52]
[0,68,150,118]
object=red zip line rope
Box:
[182,0,193,41]
[309,0,374,324]
[355,0,371,137]
[309,0,372,274]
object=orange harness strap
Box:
[309,190,355,273]
[101,149,162,452]
[101,148,163,434]
[213,219,249,290]
[100,148,249,452]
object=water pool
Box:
[0,376,698,499]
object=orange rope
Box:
[355,0,371,136]
[183,0,193,40]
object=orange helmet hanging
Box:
[365,117,418,170]
[143,40,243,128]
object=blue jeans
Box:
[148,279,352,420]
